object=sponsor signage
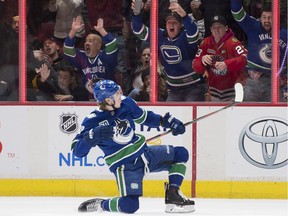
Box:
[239,117,288,169]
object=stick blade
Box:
[234,83,244,102]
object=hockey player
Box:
[231,0,287,102]
[71,79,195,213]
[131,0,206,101]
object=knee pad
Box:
[119,195,139,214]
[174,146,189,163]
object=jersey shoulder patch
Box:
[231,37,239,43]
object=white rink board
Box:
[0,105,287,182]
[47,106,193,180]
[0,108,30,176]
[0,106,192,180]
[196,106,287,181]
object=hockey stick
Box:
[146,83,244,142]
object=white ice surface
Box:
[0,197,287,216]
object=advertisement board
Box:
[0,107,30,177]
[0,106,193,180]
[0,105,287,197]
[196,106,287,180]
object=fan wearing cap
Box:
[42,37,68,69]
[165,12,183,39]
[192,15,248,102]
[131,0,206,102]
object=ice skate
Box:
[78,198,105,212]
[164,182,195,213]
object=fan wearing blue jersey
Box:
[71,79,195,213]
[64,16,118,99]
[131,0,206,101]
[231,0,287,102]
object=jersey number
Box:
[235,45,245,55]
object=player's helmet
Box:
[93,80,120,103]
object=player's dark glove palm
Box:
[162,112,185,136]
[85,125,114,146]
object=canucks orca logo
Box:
[259,44,272,64]
[113,118,134,144]
[161,45,182,64]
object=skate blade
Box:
[165,204,195,213]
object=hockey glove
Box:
[162,112,185,136]
[85,125,114,146]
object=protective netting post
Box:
[19,0,27,103]
[271,0,280,103]
[150,0,158,103]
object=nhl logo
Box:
[60,113,77,134]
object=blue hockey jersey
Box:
[71,96,162,172]
[231,0,287,74]
[132,15,204,91]
[63,33,118,81]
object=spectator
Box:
[11,15,19,34]
[129,46,150,96]
[84,0,130,95]
[26,59,55,101]
[28,36,73,99]
[53,65,89,101]
[48,0,85,47]
[33,64,89,101]
[139,0,204,42]
[63,16,118,99]
[242,0,287,24]
[29,61,58,100]
[193,15,248,102]
[231,0,287,102]
[189,0,247,43]
[128,47,168,101]
[134,67,168,101]
[43,36,83,87]
[140,0,192,29]
[131,0,206,101]
[42,36,68,70]
[136,0,194,51]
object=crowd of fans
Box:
[0,0,287,102]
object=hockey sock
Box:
[102,195,139,214]
[168,163,186,188]
[168,146,188,187]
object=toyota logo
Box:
[239,117,288,169]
